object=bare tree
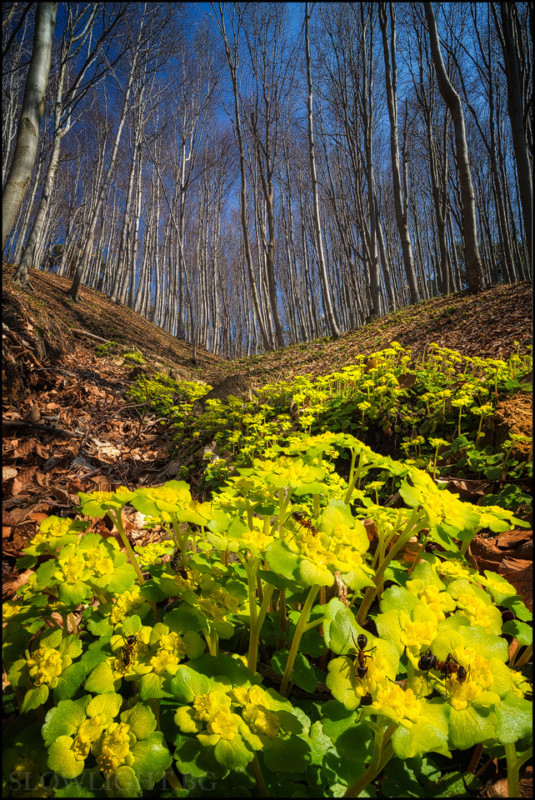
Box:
[379,2,419,303]
[213,3,272,351]
[423,2,484,292]
[14,3,126,287]
[494,2,532,268]
[2,2,57,252]
[305,2,340,339]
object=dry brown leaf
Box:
[499,561,533,611]
[495,529,532,550]
[4,569,33,597]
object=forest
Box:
[2,2,532,357]
[1,3,533,799]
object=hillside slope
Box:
[2,268,532,606]
[3,265,532,392]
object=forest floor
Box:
[2,265,533,608]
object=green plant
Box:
[123,350,145,365]
[95,341,119,357]
[3,434,532,797]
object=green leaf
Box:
[306,720,337,766]
[494,692,533,744]
[263,734,310,774]
[322,598,360,654]
[53,662,88,701]
[21,684,49,713]
[121,703,157,740]
[35,559,58,588]
[58,580,91,606]
[271,650,317,693]
[392,699,451,759]
[320,723,372,786]
[257,569,295,591]
[86,692,123,720]
[380,585,420,614]
[54,781,98,797]
[164,606,208,634]
[39,628,64,650]
[213,736,254,770]
[502,620,533,647]
[448,704,497,750]
[42,697,91,746]
[86,615,114,637]
[47,735,85,780]
[139,672,165,700]
[106,563,137,594]
[319,700,358,743]
[173,735,220,779]
[502,597,532,622]
[131,731,172,788]
[110,765,141,797]
[325,656,359,711]
[84,661,120,694]
[170,665,211,703]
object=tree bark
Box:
[2,2,57,253]
[424,2,484,292]
[379,2,419,304]
[497,2,532,269]
[305,3,340,339]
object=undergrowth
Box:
[3,342,532,798]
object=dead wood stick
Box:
[2,419,82,438]
[71,328,112,344]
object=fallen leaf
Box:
[499,561,533,611]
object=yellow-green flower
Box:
[206,708,241,741]
[511,670,532,699]
[3,601,23,620]
[55,552,88,584]
[150,650,180,675]
[455,592,500,630]
[83,547,114,577]
[242,704,280,739]
[193,691,230,722]
[399,609,438,656]
[405,581,456,622]
[26,646,70,689]
[435,560,474,583]
[110,588,146,624]
[372,684,422,727]
[95,722,135,778]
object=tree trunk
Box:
[3,2,57,254]
[379,2,419,304]
[305,3,340,339]
[424,2,484,292]
[498,2,532,269]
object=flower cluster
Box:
[26,646,71,689]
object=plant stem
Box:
[280,584,319,696]
[250,754,269,797]
[357,509,422,625]
[164,765,183,793]
[248,583,275,673]
[504,743,520,798]
[277,587,287,649]
[343,724,395,797]
[112,511,145,586]
[344,452,364,504]
[514,643,532,667]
